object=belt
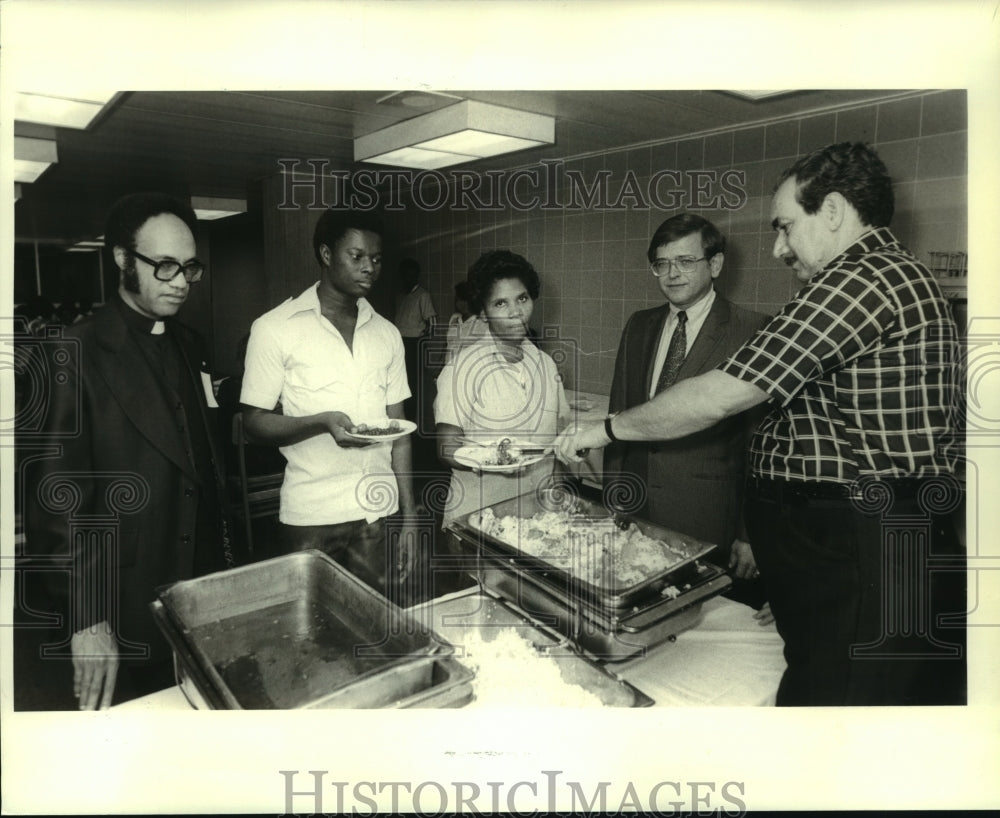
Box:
[746,475,928,506]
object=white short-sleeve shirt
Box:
[241,283,410,525]
[395,285,437,338]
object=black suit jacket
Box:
[24,299,229,664]
[604,295,769,562]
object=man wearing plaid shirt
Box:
[557,142,965,706]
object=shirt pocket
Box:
[358,367,389,410]
[286,364,353,409]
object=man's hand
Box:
[728,539,760,581]
[753,602,775,627]
[71,622,119,710]
[555,420,609,464]
[325,411,375,448]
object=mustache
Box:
[781,254,799,268]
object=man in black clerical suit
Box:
[24,192,231,709]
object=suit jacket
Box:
[24,299,230,664]
[604,295,769,563]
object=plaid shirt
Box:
[720,227,963,483]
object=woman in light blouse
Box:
[434,250,570,527]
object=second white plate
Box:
[453,444,547,473]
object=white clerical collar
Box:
[151,321,166,335]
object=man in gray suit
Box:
[604,213,768,594]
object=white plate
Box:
[453,442,548,473]
[346,419,417,442]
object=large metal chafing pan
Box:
[418,589,655,706]
[446,487,722,609]
[446,487,732,660]
[151,550,473,709]
[473,558,730,661]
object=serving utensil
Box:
[456,437,553,455]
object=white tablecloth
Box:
[614,595,784,706]
[115,588,784,710]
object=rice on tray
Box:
[471,507,693,589]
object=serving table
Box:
[116,586,783,710]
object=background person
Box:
[444,279,486,364]
[394,256,439,475]
[394,257,437,418]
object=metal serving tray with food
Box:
[446,488,732,660]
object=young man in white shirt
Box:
[240,209,420,594]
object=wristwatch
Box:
[604,412,620,443]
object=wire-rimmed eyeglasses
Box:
[130,248,205,283]
[650,256,707,277]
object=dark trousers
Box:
[282,519,389,595]
[745,478,966,706]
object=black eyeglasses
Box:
[130,248,205,283]
[650,256,707,277]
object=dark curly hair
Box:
[777,142,894,228]
[397,257,421,291]
[104,192,198,253]
[312,208,384,266]
[466,250,541,314]
[646,212,726,264]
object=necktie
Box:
[655,310,687,394]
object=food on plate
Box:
[483,437,520,466]
[352,420,401,435]
[471,506,697,588]
[458,627,603,707]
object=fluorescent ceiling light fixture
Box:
[14,136,58,183]
[191,196,247,220]
[376,90,463,109]
[355,100,555,170]
[67,238,104,252]
[724,90,795,101]
[15,91,117,129]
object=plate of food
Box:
[453,437,551,473]
[346,418,417,442]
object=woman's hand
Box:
[435,422,470,470]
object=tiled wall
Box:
[386,90,967,394]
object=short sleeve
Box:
[544,352,571,424]
[433,359,459,427]
[720,265,894,406]
[419,290,437,321]
[384,327,411,407]
[240,317,285,409]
